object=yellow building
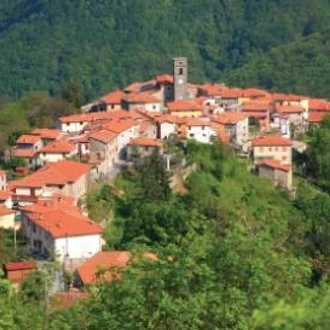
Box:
[167,100,202,118]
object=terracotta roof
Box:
[128,137,163,148]
[39,140,76,154]
[271,93,307,102]
[220,88,244,99]
[13,160,90,188]
[101,90,124,104]
[22,197,102,238]
[212,112,248,125]
[59,112,114,124]
[89,129,117,144]
[185,118,211,127]
[16,134,41,145]
[0,190,11,200]
[155,114,178,124]
[308,112,328,123]
[275,104,303,113]
[155,74,173,84]
[252,135,292,147]
[0,170,6,176]
[242,100,272,111]
[256,159,290,172]
[3,261,36,271]
[198,84,226,96]
[308,99,330,111]
[167,100,202,112]
[102,119,137,134]
[13,149,36,158]
[124,92,160,104]
[76,251,131,284]
[30,128,62,140]
[242,88,269,98]
[124,82,141,93]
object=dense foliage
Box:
[1,1,330,100]
[226,28,330,98]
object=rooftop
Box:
[167,100,202,112]
[252,135,293,147]
[128,137,163,148]
[76,251,131,284]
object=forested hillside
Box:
[225,28,330,98]
[2,143,330,329]
[1,0,330,100]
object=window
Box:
[189,133,195,137]
[282,156,287,161]
[259,147,264,152]
[32,223,36,233]
[202,126,205,130]
[282,147,287,151]
[179,68,183,75]
[152,105,156,110]
[268,147,272,151]
[275,147,278,151]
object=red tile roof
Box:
[242,100,272,111]
[185,118,211,127]
[0,190,11,200]
[3,261,36,272]
[275,104,304,113]
[30,128,62,140]
[167,100,202,112]
[308,112,328,123]
[124,92,160,104]
[89,129,117,144]
[16,134,41,145]
[13,160,90,188]
[198,84,226,96]
[76,251,131,284]
[220,88,244,99]
[252,135,292,147]
[124,82,142,93]
[155,114,178,124]
[128,137,163,148]
[308,99,330,111]
[256,159,290,172]
[39,140,76,154]
[13,149,36,159]
[101,90,124,104]
[242,88,269,98]
[22,197,102,238]
[212,112,248,125]
[156,74,173,84]
[102,119,136,134]
[59,112,114,124]
[271,93,307,102]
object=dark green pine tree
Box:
[137,150,171,202]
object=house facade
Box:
[251,136,293,166]
[21,197,102,262]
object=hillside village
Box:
[2,57,330,304]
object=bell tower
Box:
[173,57,188,100]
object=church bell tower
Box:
[173,57,188,100]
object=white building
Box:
[21,196,102,262]
[185,118,217,144]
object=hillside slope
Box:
[1,0,330,100]
[225,29,330,99]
